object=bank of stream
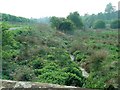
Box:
[70,54,89,78]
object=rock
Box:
[0,79,78,89]
[79,67,89,78]
[14,82,32,88]
[0,79,97,90]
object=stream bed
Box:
[70,54,89,78]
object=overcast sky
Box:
[0,0,119,18]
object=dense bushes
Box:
[65,73,83,87]
[2,13,31,23]
[30,58,45,69]
[58,20,74,32]
[2,23,85,87]
[13,66,36,81]
[73,51,86,62]
[93,20,106,29]
[90,50,108,71]
[50,16,64,30]
[2,22,118,89]
[50,17,75,32]
[63,67,82,78]
[67,12,83,29]
[36,62,84,87]
[1,22,11,31]
[110,19,120,29]
[50,11,83,32]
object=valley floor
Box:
[1,23,119,89]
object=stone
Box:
[0,79,97,90]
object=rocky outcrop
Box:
[0,79,96,90]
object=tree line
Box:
[2,3,120,30]
[2,13,32,23]
[82,3,120,29]
[50,3,120,31]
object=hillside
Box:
[1,19,119,89]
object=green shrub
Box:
[93,20,106,29]
[75,54,86,62]
[2,50,19,59]
[36,61,85,87]
[110,19,120,29]
[67,11,83,29]
[65,73,84,87]
[46,38,60,47]
[34,62,58,75]
[1,22,11,31]
[47,55,55,60]
[83,72,106,88]
[2,30,17,46]
[46,48,70,61]
[50,16,64,30]
[50,16,75,33]
[37,71,67,85]
[31,58,45,69]
[2,61,18,80]
[70,41,87,54]
[38,71,84,87]
[90,50,108,71]
[36,62,65,84]
[58,20,75,32]
[13,66,36,81]
[73,51,86,62]
[63,67,82,78]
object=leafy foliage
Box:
[82,3,118,29]
[50,12,83,32]
[50,16,64,30]
[36,62,84,87]
[2,22,85,87]
[105,3,115,13]
[110,19,120,29]
[50,17,75,32]
[13,66,36,81]
[58,20,75,32]
[2,7,119,89]
[2,13,31,23]
[93,20,106,29]
[67,11,83,29]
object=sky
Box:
[0,0,119,18]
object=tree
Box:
[2,13,31,23]
[105,3,115,13]
[50,16,64,30]
[83,14,96,28]
[58,20,75,32]
[93,20,106,29]
[50,17,75,33]
[110,19,120,29]
[67,12,83,29]
[97,12,105,20]
[105,3,116,20]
